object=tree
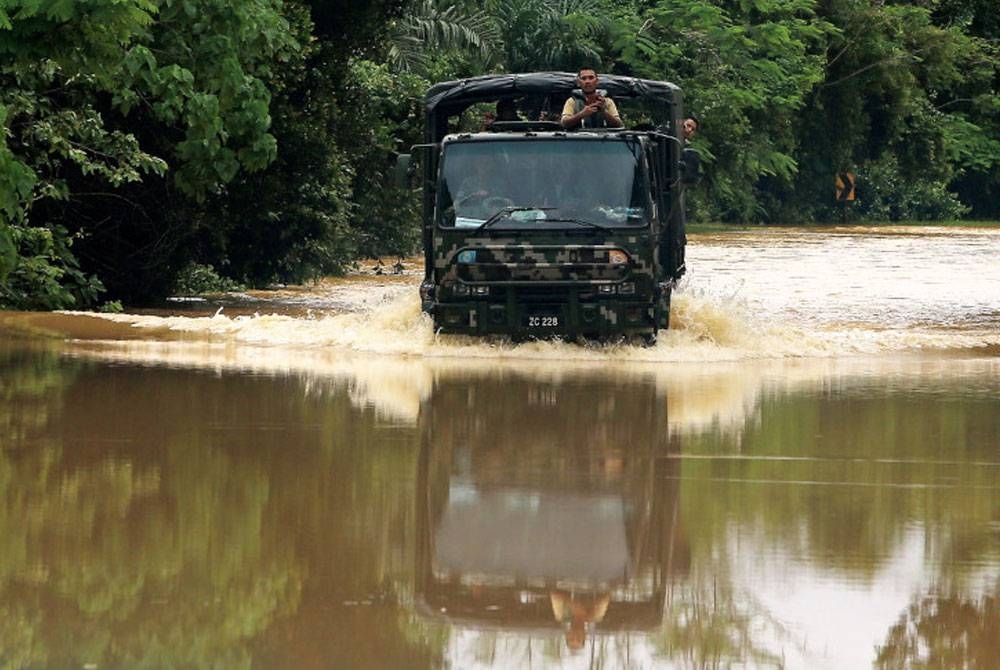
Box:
[1,0,165,307]
[783,0,991,222]
[486,0,613,73]
[1,0,303,304]
[931,0,1000,219]
[619,0,831,222]
[334,59,426,260]
[184,0,424,287]
[387,0,500,75]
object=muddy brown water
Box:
[1,227,998,668]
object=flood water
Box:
[1,227,999,668]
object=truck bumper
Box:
[431,297,657,339]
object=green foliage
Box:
[0,222,16,281]
[199,131,358,284]
[171,262,243,295]
[188,3,360,286]
[0,224,104,310]
[620,0,831,222]
[96,299,123,313]
[336,59,426,259]
[387,0,501,74]
[308,0,409,50]
[111,0,299,199]
[390,0,618,76]
[856,154,968,222]
[0,0,169,305]
[169,4,426,288]
[0,0,305,305]
[0,104,36,223]
[486,0,612,72]
[948,115,1000,174]
[0,0,164,203]
[784,0,1000,222]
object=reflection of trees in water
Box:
[0,349,433,667]
[682,390,1000,581]
[5,343,999,666]
[657,579,793,668]
[876,588,1000,668]
[672,384,1000,667]
[0,342,77,446]
[0,432,303,667]
[0,346,490,666]
[874,513,1000,668]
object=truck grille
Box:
[456,262,626,283]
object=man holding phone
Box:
[560,68,623,130]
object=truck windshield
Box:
[437,139,649,229]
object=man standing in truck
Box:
[560,68,623,130]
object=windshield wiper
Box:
[542,217,612,233]
[475,206,555,231]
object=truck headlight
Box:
[419,280,435,302]
[608,249,628,264]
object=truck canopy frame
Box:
[425,72,683,142]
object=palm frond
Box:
[388,0,502,73]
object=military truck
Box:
[417,72,693,344]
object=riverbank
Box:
[688,220,1000,233]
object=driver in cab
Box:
[449,157,514,224]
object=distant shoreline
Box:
[688,220,1000,233]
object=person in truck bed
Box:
[560,68,623,130]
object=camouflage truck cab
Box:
[418,73,691,343]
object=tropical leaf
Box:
[388,0,501,74]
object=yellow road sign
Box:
[836,172,856,202]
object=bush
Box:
[856,155,969,221]
[171,263,243,296]
[0,225,104,310]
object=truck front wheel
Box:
[655,283,672,330]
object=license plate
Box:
[525,315,560,328]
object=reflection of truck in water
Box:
[417,73,694,343]
[415,374,687,653]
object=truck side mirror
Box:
[393,153,414,189]
[680,148,701,186]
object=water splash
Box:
[49,289,814,363]
[4,227,999,365]
[26,279,993,366]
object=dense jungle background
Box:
[1,0,998,309]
